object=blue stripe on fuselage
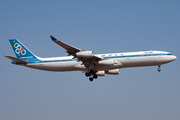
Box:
[25,53,173,64]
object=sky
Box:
[0,0,180,120]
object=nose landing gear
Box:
[157,65,161,72]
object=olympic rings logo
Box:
[14,43,26,56]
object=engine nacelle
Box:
[76,51,93,57]
[98,59,114,66]
[105,69,120,75]
[96,71,105,76]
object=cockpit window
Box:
[167,53,172,55]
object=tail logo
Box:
[14,43,26,56]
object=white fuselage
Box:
[22,51,176,72]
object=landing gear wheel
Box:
[89,77,93,81]
[157,68,161,72]
[93,75,98,79]
[85,72,91,77]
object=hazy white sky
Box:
[1,0,180,120]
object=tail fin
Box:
[9,39,39,61]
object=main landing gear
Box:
[85,69,98,82]
[157,65,161,72]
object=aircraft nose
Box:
[173,55,177,60]
[165,55,177,63]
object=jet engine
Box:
[96,71,105,76]
[105,69,120,75]
[76,51,93,57]
[98,59,114,66]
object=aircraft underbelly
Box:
[26,61,85,71]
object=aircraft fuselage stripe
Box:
[26,53,173,64]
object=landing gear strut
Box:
[85,69,98,81]
[157,65,161,72]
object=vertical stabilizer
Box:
[9,39,39,62]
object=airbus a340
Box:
[5,36,177,81]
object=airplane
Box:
[5,36,177,81]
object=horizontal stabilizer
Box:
[4,55,28,64]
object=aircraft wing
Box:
[50,36,103,65]
[50,36,81,55]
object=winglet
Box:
[50,35,57,41]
